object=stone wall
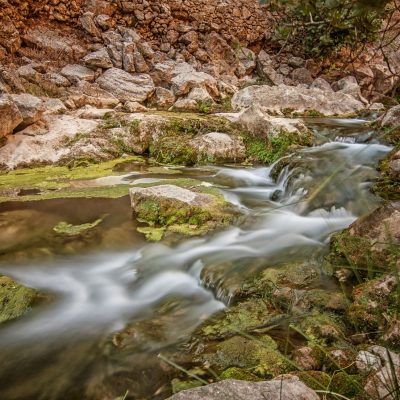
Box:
[0,0,268,60]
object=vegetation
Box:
[265,0,391,56]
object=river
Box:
[0,117,391,399]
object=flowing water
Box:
[0,118,392,400]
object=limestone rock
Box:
[61,64,96,84]
[124,101,148,113]
[22,28,86,60]
[0,95,23,137]
[83,48,113,69]
[9,94,44,129]
[335,76,368,104]
[189,132,246,163]
[310,78,333,92]
[80,12,102,38]
[150,87,176,108]
[291,68,313,85]
[166,378,320,400]
[96,68,155,102]
[173,98,198,111]
[68,81,120,109]
[171,71,219,98]
[381,105,400,128]
[231,84,365,116]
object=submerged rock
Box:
[166,378,320,400]
[0,275,41,323]
[130,181,238,240]
[231,84,365,116]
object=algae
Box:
[0,276,40,323]
[53,217,104,237]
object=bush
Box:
[265,0,391,57]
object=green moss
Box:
[0,156,143,203]
[200,298,283,338]
[202,335,291,378]
[53,217,104,237]
[0,276,40,323]
[136,227,166,241]
[296,311,346,343]
[331,372,362,398]
[219,367,262,381]
[243,130,312,164]
[171,378,203,394]
[293,371,331,391]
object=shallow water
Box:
[0,118,391,400]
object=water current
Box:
[0,118,392,399]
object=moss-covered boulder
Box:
[219,367,262,381]
[326,202,400,278]
[130,180,239,240]
[348,274,398,334]
[0,275,41,323]
[200,335,291,378]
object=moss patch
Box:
[219,367,262,381]
[0,156,144,203]
[53,217,104,237]
[0,276,41,323]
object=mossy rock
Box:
[219,367,262,382]
[348,274,398,333]
[201,335,291,378]
[199,298,284,339]
[302,289,349,312]
[292,371,331,391]
[130,179,240,240]
[374,145,400,201]
[0,276,41,323]
[295,311,346,343]
[331,372,362,398]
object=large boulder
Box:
[231,84,365,116]
[96,68,154,102]
[82,48,113,69]
[381,104,400,128]
[171,71,219,98]
[9,94,44,129]
[61,64,96,84]
[189,132,246,163]
[0,95,23,137]
[166,378,319,400]
[130,182,237,240]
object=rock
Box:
[0,95,23,137]
[68,81,120,109]
[348,274,398,332]
[129,182,236,239]
[166,378,320,400]
[83,48,113,69]
[173,98,199,111]
[356,351,383,373]
[44,73,71,88]
[76,105,115,119]
[122,42,150,73]
[124,101,148,113]
[310,78,333,92]
[187,87,214,103]
[0,17,21,54]
[17,65,41,83]
[364,347,400,400]
[189,132,246,163]
[150,87,176,108]
[235,47,256,76]
[291,68,313,85]
[9,94,44,129]
[335,76,368,105]
[232,105,312,139]
[61,64,96,84]
[381,105,400,128]
[96,68,155,102]
[43,99,67,114]
[0,275,41,323]
[80,12,102,38]
[231,84,366,116]
[292,347,321,371]
[22,28,86,60]
[329,202,400,274]
[171,71,219,98]
[287,56,305,68]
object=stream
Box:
[0,118,392,400]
